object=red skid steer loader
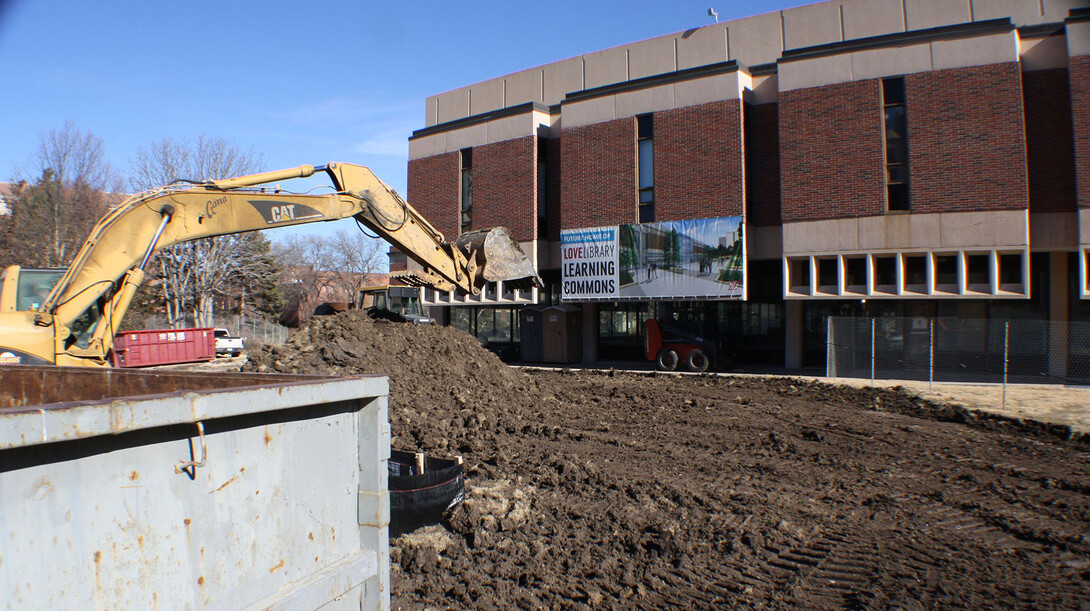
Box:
[644,318,715,373]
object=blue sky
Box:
[0,0,796,241]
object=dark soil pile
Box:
[246,310,534,456]
[248,312,1090,610]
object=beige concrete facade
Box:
[842,0,907,39]
[409,109,551,161]
[781,211,1034,300]
[423,0,1076,128]
[561,70,752,130]
[1071,19,1090,56]
[782,210,1030,256]
[1020,34,1072,70]
[779,29,1020,91]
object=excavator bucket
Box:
[455,227,543,293]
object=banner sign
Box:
[561,227,619,299]
[561,216,745,301]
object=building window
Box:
[935,254,958,290]
[637,114,654,223]
[904,254,927,290]
[882,77,909,211]
[450,306,519,344]
[874,256,896,291]
[788,258,810,294]
[537,138,549,239]
[817,257,838,290]
[966,253,989,287]
[999,252,1024,291]
[460,148,473,233]
[845,256,867,292]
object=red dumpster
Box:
[111,327,216,368]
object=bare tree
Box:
[272,234,336,326]
[0,122,116,267]
[129,135,259,189]
[32,119,115,191]
[274,234,335,299]
[129,135,269,327]
[327,229,387,298]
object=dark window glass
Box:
[638,139,654,189]
[905,255,926,286]
[638,201,655,223]
[460,148,473,233]
[999,253,1023,286]
[887,183,909,211]
[845,257,866,287]
[790,259,810,289]
[882,77,909,211]
[884,107,907,163]
[818,258,837,287]
[935,255,958,286]
[637,114,654,223]
[451,307,472,334]
[882,77,905,105]
[967,254,989,285]
[875,256,896,287]
[887,165,908,183]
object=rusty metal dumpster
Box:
[0,365,391,610]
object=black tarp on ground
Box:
[389,450,464,537]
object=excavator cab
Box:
[358,285,433,325]
[0,266,65,312]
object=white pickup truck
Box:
[213,328,245,357]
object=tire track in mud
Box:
[715,509,897,608]
[682,414,1090,609]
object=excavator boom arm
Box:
[29,162,539,365]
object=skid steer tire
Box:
[656,349,679,371]
[686,348,710,373]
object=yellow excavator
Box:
[0,162,541,366]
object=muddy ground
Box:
[247,311,1090,610]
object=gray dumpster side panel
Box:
[0,374,390,611]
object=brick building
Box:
[404,0,1090,371]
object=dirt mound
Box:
[245,311,536,456]
[248,315,1090,609]
[394,370,1089,610]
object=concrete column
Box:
[1049,252,1069,380]
[582,302,598,364]
[784,299,804,370]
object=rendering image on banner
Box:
[562,216,744,301]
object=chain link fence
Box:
[141,314,291,346]
[827,316,1090,387]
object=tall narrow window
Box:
[882,77,909,211]
[537,138,549,239]
[460,148,473,233]
[637,114,654,223]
